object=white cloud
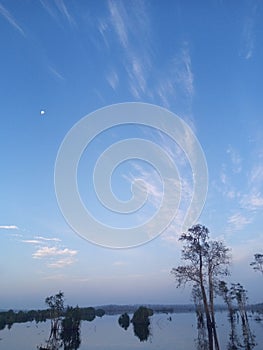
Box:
[33,246,77,269]
[0,2,25,36]
[33,246,77,258]
[0,225,18,230]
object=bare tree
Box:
[171,224,230,350]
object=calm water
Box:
[0,312,262,349]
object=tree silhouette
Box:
[45,291,65,336]
[118,313,130,330]
[131,306,153,342]
[250,254,263,274]
[171,224,230,350]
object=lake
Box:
[0,311,262,349]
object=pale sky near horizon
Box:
[0,0,263,310]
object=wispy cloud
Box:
[172,44,194,98]
[21,239,43,244]
[239,164,263,212]
[40,0,75,27]
[107,70,119,91]
[121,130,195,242]
[101,1,194,110]
[0,2,25,36]
[241,16,254,60]
[108,0,128,48]
[39,0,58,21]
[0,225,18,230]
[240,2,259,60]
[249,164,263,187]
[106,0,152,99]
[47,257,76,268]
[48,66,65,81]
[227,212,252,232]
[55,0,75,26]
[227,146,242,173]
[241,192,263,211]
[35,236,61,242]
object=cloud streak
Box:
[0,225,18,230]
[0,2,25,36]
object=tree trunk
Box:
[200,281,213,350]
[208,273,220,350]
[199,250,213,350]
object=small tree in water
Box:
[171,224,230,350]
[45,291,65,335]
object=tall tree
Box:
[250,253,263,274]
[171,224,230,350]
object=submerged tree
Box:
[218,281,239,350]
[60,306,81,350]
[192,285,208,350]
[171,224,230,350]
[45,291,65,337]
[250,254,263,275]
[118,313,130,330]
[131,306,153,342]
[230,283,256,350]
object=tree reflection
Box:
[218,281,256,350]
[131,306,153,342]
[38,307,81,350]
[132,322,151,342]
[60,307,81,350]
[118,306,153,342]
[118,313,130,330]
[192,285,208,350]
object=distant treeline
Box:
[93,303,239,314]
[1,303,262,330]
[0,306,105,330]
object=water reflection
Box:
[118,313,130,330]
[38,307,81,350]
[118,306,153,342]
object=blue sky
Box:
[0,0,263,309]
